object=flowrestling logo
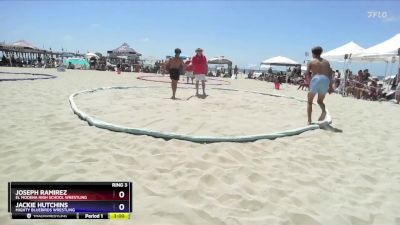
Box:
[367,11,388,19]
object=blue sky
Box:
[0,1,399,75]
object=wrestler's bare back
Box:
[308,58,332,78]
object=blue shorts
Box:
[310,75,330,95]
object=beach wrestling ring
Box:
[137,75,231,85]
[0,71,57,82]
[69,86,332,143]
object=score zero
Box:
[112,183,127,198]
[112,183,128,211]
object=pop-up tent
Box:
[208,56,233,76]
[350,34,400,93]
[260,64,272,70]
[208,56,232,65]
[12,40,40,50]
[353,33,400,61]
[108,43,140,56]
[85,52,99,59]
[261,56,300,82]
[245,64,258,69]
[321,42,365,95]
[107,43,141,65]
[64,58,90,69]
[261,56,300,66]
[321,41,365,62]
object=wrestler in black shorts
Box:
[169,68,180,81]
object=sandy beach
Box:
[0,67,399,225]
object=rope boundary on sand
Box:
[0,71,57,82]
[137,75,231,85]
[69,86,332,143]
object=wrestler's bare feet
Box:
[318,111,327,121]
[171,96,176,100]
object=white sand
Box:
[74,86,307,136]
[0,67,399,225]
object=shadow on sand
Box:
[319,123,343,133]
[196,94,208,99]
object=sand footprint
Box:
[199,173,221,188]
[237,199,264,211]
[179,190,204,206]
[217,193,243,204]
[360,174,378,184]
[112,153,139,165]
[289,213,322,225]
[248,172,265,183]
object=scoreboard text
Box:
[8,182,132,219]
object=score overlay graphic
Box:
[8,182,132,219]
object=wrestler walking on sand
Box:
[165,48,184,99]
[305,46,334,125]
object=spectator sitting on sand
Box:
[363,69,370,83]
[1,55,7,66]
[369,79,378,101]
[357,70,363,81]
[68,62,75,69]
[298,73,310,91]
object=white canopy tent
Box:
[321,42,365,95]
[260,64,272,70]
[12,40,40,49]
[142,56,158,66]
[245,64,258,69]
[321,41,365,62]
[208,56,233,76]
[353,33,400,61]
[85,52,99,59]
[352,33,400,92]
[261,56,300,66]
[261,56,300,83]
[208,56,232,65]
